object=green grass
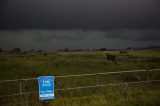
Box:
[51,93,160,106]
[0,50,160,106]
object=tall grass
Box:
[0,50,160,106]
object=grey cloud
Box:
[32,29,160,44]
[1,0,160,50]
[0,29,160,51]
[103,29,140,40]
[34,30,87,42]
[101,29,160,42]
[0,0,160,30]
[137,30,160,42]
[33,30,105,43]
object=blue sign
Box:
[38,76,54,100]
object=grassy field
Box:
[0,50,160,106]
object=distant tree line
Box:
[0,48,2,52]
[12,48,21,53]
[0,48,22,53]
[0,45,159,53]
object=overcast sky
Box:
[0,0,160,50]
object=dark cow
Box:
[106,53,116,61]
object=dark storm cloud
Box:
[34,30,89,43]
[0,0,160,50]
[137,30,160,42]
[0,0,160,30]
[102,29,160,42]
[35,29,160,43]
[0,29,160,50]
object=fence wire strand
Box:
[0,69,160,106]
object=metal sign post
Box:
[38,76,54,105]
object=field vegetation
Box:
[0,50,160,106]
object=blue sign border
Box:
[38,76,54,100]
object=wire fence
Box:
[0,69,160,106]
